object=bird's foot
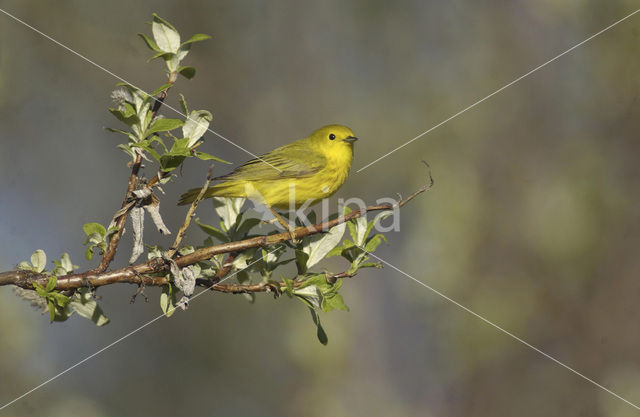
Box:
[285,225,301,245]
[267,206,301,244]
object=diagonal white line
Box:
[0,314,166,412]
[0,7,282,173]
[3,2,638,412]
[362,249,640,411]
[356,8,640,173]
[0,245,284,412]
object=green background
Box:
[1,1,640,415]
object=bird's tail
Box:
[177,182,241,206]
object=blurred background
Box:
[1,0,640,415]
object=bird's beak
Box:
[343,136,358,143]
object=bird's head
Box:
[309,125,358,156]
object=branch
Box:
[93,72,178,273]
[196,270,356,294]
[0,164,433,291]
[93,153,142,273]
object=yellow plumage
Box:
[178,124,358,209]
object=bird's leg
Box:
[268,206,299,243]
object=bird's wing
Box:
[215,141,326,181]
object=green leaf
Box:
[293,285,322,310]
[181,33,211,46]
[152,14,180,53]
[50,292,70,307]
[309,308,328,345]
[178,66,196,79]
[295,250,309,275]
[194,151,230,164]
[178,94,189,114]
[145,118,183,136]
[347,220,357,244]
[108,107,139,127]
[283,278,295,297]
[48,300,56,323]
[159,138,191,171]
[364,233,388,253]
[342,240,358,260]
[52,306,71,322]
[131,142,161,162]
[33,282,47,297]
[83,223,108,260]
[151,83,173,96]
[178,246,196,256]
[296,274,331,290]
[83,223,106,238]
[182,109,212,146]
[45,275,57,292]
[45,295,70,323]
[261,246,286,270]
[163,53,180,72]
[366,211,393,241]
[159,154,187,173]
[294,274,349,314]
[105,127,137,142]
[149,134,168,152]
[17,261,31,271]
[149,51,174,62]
[235,217,262,238]
[236,270,250,284]
[195,218,229,242]
[31,250,47,273]
[231,249,258,270]
[213,197,245,232]
[176,43,191,62]
[302,222,346,268]
[353,216,368,245]
[70,288,110,326]
[117,144,137,160]
[347,261,359,276]
[169,137,192,154]
[160,284,177,317]
[326,242,347,258]
[123,100,139,117]
[357,262,383,269]
[138,33,162,52]
[322,292,349,312]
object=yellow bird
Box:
[178,124,358,237]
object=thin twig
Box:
[165,165,215,258]
[210,252,239,286]
[196,270,355,294]
[93,154,142,273]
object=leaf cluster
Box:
[18,250,109,325]
[108,15,226,180]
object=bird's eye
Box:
[329,133,336,140]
